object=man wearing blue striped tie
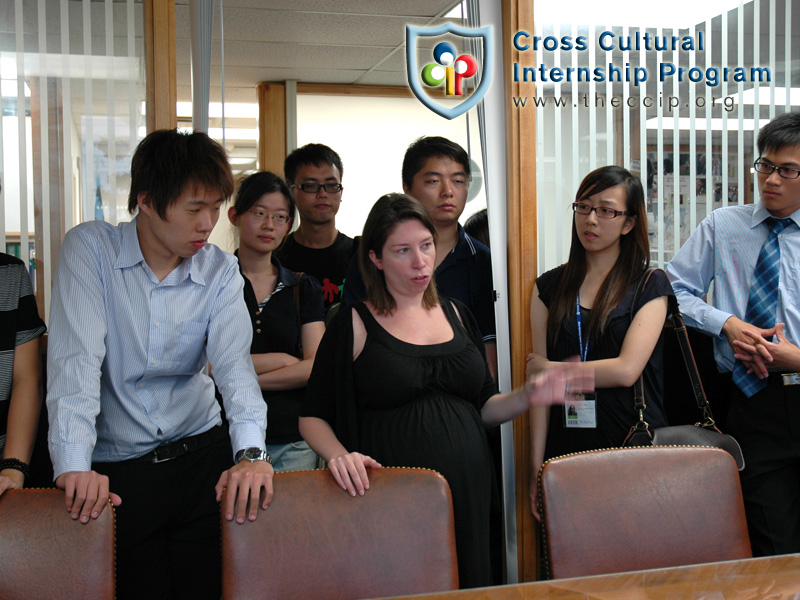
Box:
[47,129,273,600]
[667,111,800,558]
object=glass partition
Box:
[0,0,145,318]
[532,0,797,271]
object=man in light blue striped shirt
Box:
[47,130,272,600]
[667,111,800,557]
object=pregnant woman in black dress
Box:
[300,193,592,588]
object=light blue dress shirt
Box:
[47,218,267,479]
[666,202,800,373]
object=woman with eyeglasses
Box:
[526,166,673,518]
[229,171,325,472]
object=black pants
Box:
[727,380,800,556]
[94,434,233,600]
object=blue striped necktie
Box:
[732,217,792,397]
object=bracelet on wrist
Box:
[0,458,30,479]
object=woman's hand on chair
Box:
[528,476,542,521]
[0,470,24,497]
[328,452,382,497]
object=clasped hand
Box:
[731,322,800,378]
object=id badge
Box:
[564,395,597,429]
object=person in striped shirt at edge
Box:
[47,129,272,600]
[667,111,800,557]
[0,234,46,496]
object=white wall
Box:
[296,94,487,239]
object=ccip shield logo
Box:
[406,23,493,120]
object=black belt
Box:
[133,424,228,464]
[766,372,800,387]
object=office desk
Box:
[384,553,800,599]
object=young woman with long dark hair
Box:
[527,166,673,517]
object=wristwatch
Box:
[235,447,271,464]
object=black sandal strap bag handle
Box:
[623,268,745,470]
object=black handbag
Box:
[622,269,745,471]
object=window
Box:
[1,0,145,318]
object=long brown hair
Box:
[546,166,649,348]
[359,193,439,315]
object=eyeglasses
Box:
[572,202,631,219]
[753,160,800,180]
[246,210,291,225]
[291,182,343,194]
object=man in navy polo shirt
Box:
[342,136,496,375]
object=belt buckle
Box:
[781,373,800,386]
[151,441,191,463]
[151,445,177,464]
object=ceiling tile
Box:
[175,0,459,18]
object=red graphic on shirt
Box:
[321,278,340,303]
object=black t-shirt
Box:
[274,232,355,313]
[536,265,673,458]
[238,255,325,444]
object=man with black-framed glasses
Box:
[667,111,800,557]
[276,143,356,313]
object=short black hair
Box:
[757,112,800,155]
[401,136,470,190]
[284,143,344,185]
[127,129,233,218]
[464,208,489,248]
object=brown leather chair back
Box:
[538,446,751,579]
[222,467,458,600]
[0,488,115,599]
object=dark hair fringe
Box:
[359,193,439,315]
[757,111,800,155]
[401,136,471,190]
[232,171,295,222]
[284,143,344,185]
[546,166,650,349]
[127,129,233,218]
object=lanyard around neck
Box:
[576,293,589,362]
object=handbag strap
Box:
[630,268,716,428]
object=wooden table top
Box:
[382,553,800,599]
